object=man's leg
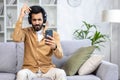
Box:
[42,68,67,80]
[16,69,37,80]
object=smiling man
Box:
[12,4,67,80]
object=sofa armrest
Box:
[96,61,118,80]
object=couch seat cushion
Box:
[67,75,100,80]
[16,42,24,72]
[0,73,15,80]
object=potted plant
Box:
[73,21,108,50]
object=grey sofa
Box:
[0,39,118,80]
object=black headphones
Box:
[28,6,47,25]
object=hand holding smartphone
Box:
[45,30,57,50]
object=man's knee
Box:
[17,69,29,77]
[56,69,66,76]
[55,69,67,80]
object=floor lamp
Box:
[102,9,120,62]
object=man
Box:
[12,4,67,80]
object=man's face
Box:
[31,13,44,31]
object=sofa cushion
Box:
[0,73,15,80]
[61,39,91,56]
[78,55,104,75]
[62,46,95,76]
[16,42,24,72]
[0,42,17,73]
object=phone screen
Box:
[45,30,53,39]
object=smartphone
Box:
[45,30,53,39]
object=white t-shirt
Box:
[36,30,44,42]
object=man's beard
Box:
[32,24,43,31]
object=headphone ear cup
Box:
[43,17,46,23]
[28,17,32,24]
[43,14,47,24]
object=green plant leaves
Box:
[91,31,107,45]
[73,21,108,50]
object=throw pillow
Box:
[78,55,104,75]
[62,46,95,76]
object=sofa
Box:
[0,39,118,80]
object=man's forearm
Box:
[12,16,25,42]
[53,47,63,59]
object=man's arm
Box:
[12,17,25,42]
[52,32,63,59]
[12,4,31,42]
[45,31,63,59]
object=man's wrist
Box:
[53,44,57,50]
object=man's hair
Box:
[28,5,47,24]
